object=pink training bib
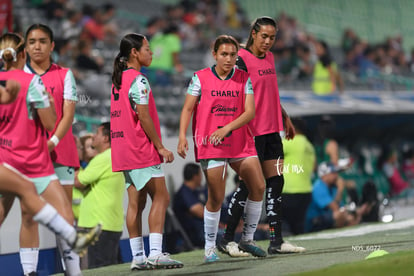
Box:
[0,70,55,177]
[238,48,283,136]
[192,67,256,160]
[110,69,162,171]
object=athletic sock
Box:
[56,237,81,276]
[148,233,163,258]
[266,175,284,246]
[20,248,39,274]
[204,207,221,254]
[33,203,76,245]
[241,199,263,241]
[130,237,145,263]
[223,181,248,242]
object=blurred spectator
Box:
[173,163,206,248]
[42,0,66,20]
[402,147,414,186]
[305,162,371,233]
[61,9,82,41]
[76,40,104,73]
[315,116,359,204]
[408,48,414,74]
[312,40,344,95]
[0,0,12,33]
[72,134,97,224]
[150,24,183,72]
[225,0,249,29]
[144,17,162,41]
[75,122,125,269]
[80,5,117,43]
[341,28,359,54]
[377,146,413,197]
[295,44,314,81]
[282,118,316,235]
[148,23,183,85]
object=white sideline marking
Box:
[291,218,414,240]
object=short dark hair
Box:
[183,163,201,181]
[100,122,110,143]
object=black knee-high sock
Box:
[223,181,249,242]
[266,175,284,246]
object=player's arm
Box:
[30,76,56,131]
[178,75,200,158]
[282,106,295,140]
[76,156,105,188]
[0,79,20,104]
[326,139,339,165]
[209,78,255,144]
[48,70,77,150]
[189,203,204,219]
[132,76,173,162]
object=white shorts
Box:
[200,156,258,171]
[124,164,165,191]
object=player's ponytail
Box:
[245,16,277,50]
[112,33,146,90]
[0,33,25,70]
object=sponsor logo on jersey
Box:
[210,104,238,114]
[110,130,124,139]
[111,110,121,118]
[0,136,12,148]
[211,90,240,97]
[0,114,12,124]
[258,68,276,76]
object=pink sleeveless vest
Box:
[39,64,79,167]
[0,70,55,177]
[192,68,256,160]
[238,48,283,136]
[110,69,162,171]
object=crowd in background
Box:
[4,0,412,91]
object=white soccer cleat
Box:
[227,241,250,257]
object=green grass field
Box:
[59,218,414,276]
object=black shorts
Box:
[254,132,284,162]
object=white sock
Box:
[148,233,163,258]
[241,199,262,241]
[20,248,39,274]
[130,237,145,263]
[33,203,77,245]
[56,237,81,276]
[204,207,221,253]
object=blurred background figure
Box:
[75,122,125,269]
[305,162,372,233]
[0,0,13,34]
[173,163,206,249]
[377,146,414,198]
[281,118,316,235]
[72,133,97,224]
[312,40,344,95]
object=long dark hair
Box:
[25,23,54,42]
[245,16,277,49]
[112,33,146,90]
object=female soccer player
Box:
[0,163,100,258]
[178,35,266,262]
[0,33,100,275]
[23,24,81,275]
[110,33,183,270]
[24,24,79,204]
[218,17,305,255]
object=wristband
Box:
[50,135,60,146]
